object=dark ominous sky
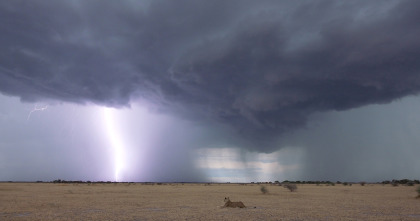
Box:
[1,0,420,182]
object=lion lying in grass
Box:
[223,197,246,208]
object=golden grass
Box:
[0,183,419,220]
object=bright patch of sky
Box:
[195,147,304,183]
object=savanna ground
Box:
[0,182,419,220]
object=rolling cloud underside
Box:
[1,0,420,150]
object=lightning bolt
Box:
[103,107,126,182]
[27,104,48,121]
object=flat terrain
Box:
[0,182,419,220]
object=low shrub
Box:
[283,183,297,192]
[260,186,268,194]
[416,186,420,199]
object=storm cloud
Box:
[1,0,420,153]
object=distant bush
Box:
[391,182,399,187]
[283,183,297,192]
[260,186,268,194]
[387,179,419,185]
[360,182,366,186]
[415,186,420,199]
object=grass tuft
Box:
[260,186,268,194]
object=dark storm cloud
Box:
[1,0,420,151]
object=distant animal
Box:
[223,197,246,208]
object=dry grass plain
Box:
[1,182,419,220]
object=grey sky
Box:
[1,0,419,182]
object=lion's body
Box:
[223,197,246,208]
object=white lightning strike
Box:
[27,105,48,121]
[103,108,126,182]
